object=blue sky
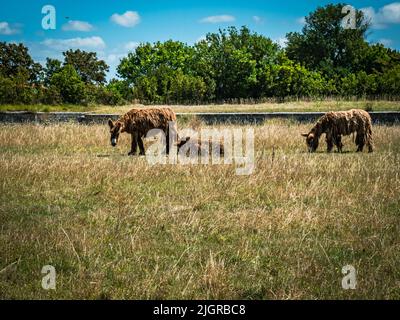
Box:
[1,0,400,79]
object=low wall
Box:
[0,111,399,125]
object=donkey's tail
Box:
[365,123,374,152]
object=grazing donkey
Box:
[108,108,177,155]
[301,109,374,153]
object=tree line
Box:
[1,3,400,106]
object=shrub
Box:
[40,85,62,105]
[379,66,400,95]
[269,61,326,98]
[340,72,378,97]
[50,65,86,104]
[0,75,16,104]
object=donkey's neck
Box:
[311,115,330,138]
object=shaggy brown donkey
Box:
[301,109,374,153]
[108,108,177,155]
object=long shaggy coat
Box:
[108,108,177,155]
[302,109,374,153]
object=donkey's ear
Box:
[301,133,309,137]
[115,121,123,130]
[108,119,114,129]
[177,137,190,148]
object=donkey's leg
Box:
[335,135,343,153]
[138,136,145,156]
[367,142,374,153]
[166,121,178,155]
[326,132,334,153]
[165,125,173,155]
[166,131,170,155]
[355,132,365,152]
[128,133,138,156]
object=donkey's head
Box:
[176,137,191,150]
[108,119,125,147]
[301,132,319,153]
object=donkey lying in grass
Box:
[176,136,225,157]
[302,109,374,153]
[108,108,177,155]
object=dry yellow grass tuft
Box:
[0,120,399,299]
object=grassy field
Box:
[0,119,399,299]
[1,100,400,114]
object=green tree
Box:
[379,65,400,95]
[0,42,42,83]
[106,79,132,103]
[268,57,327,98]
[41,85,62,105]
[168,70,207,103]
[44,58,62,86]
[286,4,370,78]
[194,26,281,100]
[63,49,109,84]
[85,80,129,106]
[118,40,195,83]
[0,69,37,104]
[340,72,378,97]
[0,75,16,104]
[118,40,198,103]
[356,44,400,74]
[50,65,86,104]
[133,75,159,103]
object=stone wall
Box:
[0,111,399,125]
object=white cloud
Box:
[0,22,21,35]
[361,2,400,29]
[253,16,264,24]
[200,15,235,23]
[42,36,106,50]
[360,7,386,29]
[196,35,207,43]
[62,20,94,32]
[380,2,400,23]
[360,7,375,22]
[124,41,140,51]
[111,11,141,27]
[276,37,288,48]
[296,17,306,25]
[377,38,393,47]
[105,53,126,64]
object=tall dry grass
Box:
[0,120,399,299]
[1,99,399,114]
